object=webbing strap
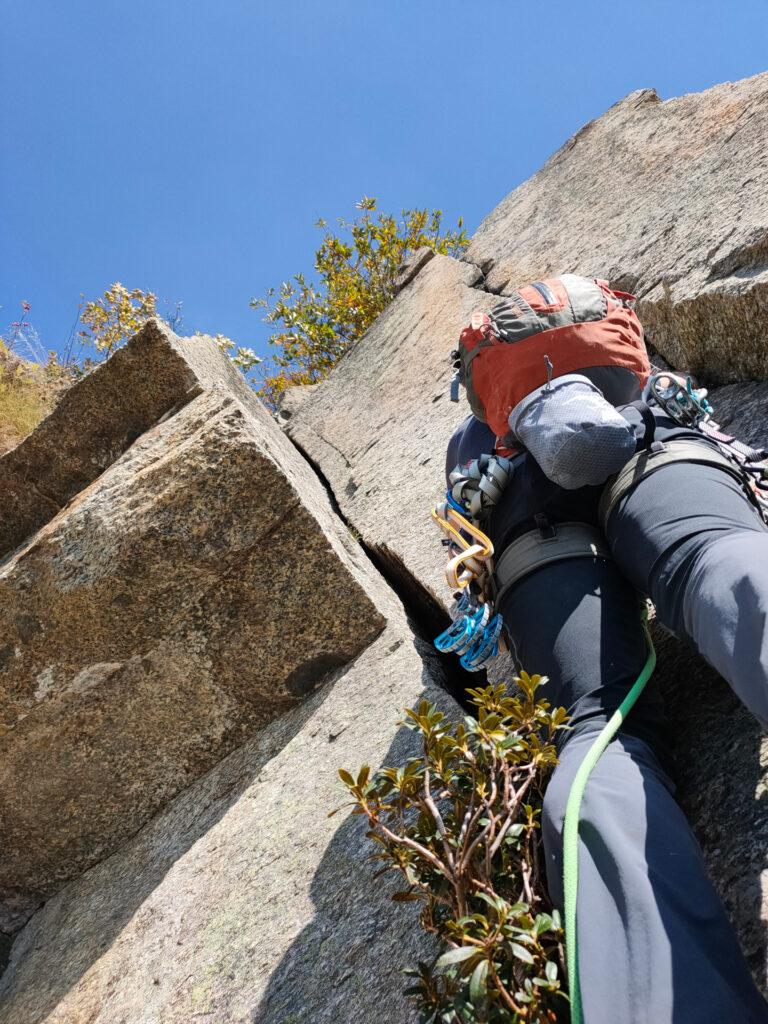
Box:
[700,419,766,462]
[599,438,744,529]
[494,523,611,606]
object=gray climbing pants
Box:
[498,461,768,1023]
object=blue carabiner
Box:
[460,613,505,671]
[434,604,489,656]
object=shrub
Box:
[77,284,260,380]
[252,197,468,405]
[79,283,159,358]
[336,674,569,1023]
[0,305,74,453]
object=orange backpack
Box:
[457,275,650,447]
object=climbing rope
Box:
[562,605,657,1024]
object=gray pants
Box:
[499,461,768,1022]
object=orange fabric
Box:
[470,304,649,439]
[518,278,569,312]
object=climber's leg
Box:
[542,728,768,1024]
[679,529,768,724]
[498,552,768,1023]
[606,461,768,725]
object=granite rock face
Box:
[0,604,454,1024]
[280,252,496,611]
[0,318,259,560]
[0,347,386,931]
[2,72,768,1022]
[465,73,768,382]
[277,78,768,991]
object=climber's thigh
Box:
[542,729,768,1024]
[607,461,768,722]
[498,557,666,742]
[681,529,768,724]
[607,460,767,630]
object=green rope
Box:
[562,606,656,1024]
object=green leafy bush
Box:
[337,674,569,1023]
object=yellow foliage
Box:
[79,283,158,356]
[0,342,65,453]
[78,286,260,380]
[251,197,468,405]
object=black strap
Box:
[625,400,656,448]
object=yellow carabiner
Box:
[446,543,487,589]
[431,506,493,555]
[431,506,494,590]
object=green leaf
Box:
[533,913,553,936]
[510,942,535,964]
[435,946,479,971]
[469,959,489,1005]
[338,768,355,787]
[545,960,558,984]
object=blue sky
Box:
[3,0,767,363]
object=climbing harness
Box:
[563,607,656,1024]
[431,501,504,671]
[494,522,611,607]
[599,437,761,528]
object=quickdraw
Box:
[431,500,504,671]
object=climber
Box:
[443,275,768,1024]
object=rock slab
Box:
[280,252,496,612]
[0,318,259,560]
[0,334,386,931]
[465,73,768,382]
[0,602,456,1024]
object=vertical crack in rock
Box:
[282,426,478,704]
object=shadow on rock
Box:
[0,676,338,1024]
[653,625,768,993]
[253,672,442,1023]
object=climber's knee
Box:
[540,733,602,909]
[541,731,666,911]
[683,529,768,725]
